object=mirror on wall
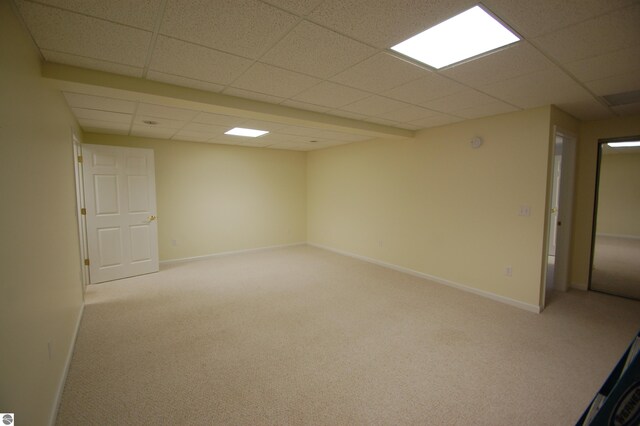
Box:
[590,136,640,300]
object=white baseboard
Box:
[49,302,85,426]
[596,233,640,241]
[160,242,307,265]
[309,243,541,314]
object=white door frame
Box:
[542,126,577,304]
[72,134,89,291]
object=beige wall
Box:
[308,107,552,309]
[0,2,84,425]
[84,133,307,261]
[570,115,640,289]
[595,152,640,237]
[1,0,636,418]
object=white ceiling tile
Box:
[182,122,230,134]
[420,90,500,114]
[228,63,320,99]
[308,0,477,48]
[260,0,324,15]
[585,71,640,96]
[555,99,614,121]
[134,115,186,129]
[136,103,199,121]
[410,113,464,128]
[280,100,332,113]
[238,119,287,132]
[146,71,225,93]
[378,105,440,123]
[18,1,152,67]
[73,108,132,123]
[291,82,370,109]
[480,68,592,109]
[383,73,466,105]
[131,125,177,138]
[564,45,640,83]
[149,36,253,85]
[532,4,640,63]
[340,95,408,116]
[259,132,313,143]
[211,138,255,147]
[160,0,298,58]
[277,125,324,137]
[192,112,245,127]
[172,130,213,142]
[441,42,554,87]
[483,0,637,38]
[77,118,130,133]
[450,100,520,120]
[32,0,162,30]
[63,92,136,113]
[331,53,427,92]
[261,21,376,78]
[222,87,287,104]
[42,50,144,77]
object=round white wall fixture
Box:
[470,136,483,149]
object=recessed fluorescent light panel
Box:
[391,5,520,69]
[608,141,640,148]
[224,127,269,137]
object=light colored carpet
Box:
[591,235,640,300]
[56,245,640,425]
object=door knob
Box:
[148,215,157,222]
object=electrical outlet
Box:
[518,205,531,216]
[171,239,177,246]
[505,266,513,277]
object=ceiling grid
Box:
[12,0,640,150]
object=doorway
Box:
[589,136,640,300]
[544,129,576,304]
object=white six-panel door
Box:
[82,144,159,284]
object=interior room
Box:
[1,0,640,424]
[590,141,640,299]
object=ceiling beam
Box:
[42,63,414,140]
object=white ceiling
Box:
[12,0,640,151]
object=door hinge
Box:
[77,155,83,163]
[84,259,90,266]
[80,208,86,215]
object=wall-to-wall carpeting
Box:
[57,246,640,425]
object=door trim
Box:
[588,134,640,298]
[72,133,89,291]
[541,126,577,308]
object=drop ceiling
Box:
[12,0,640,151]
